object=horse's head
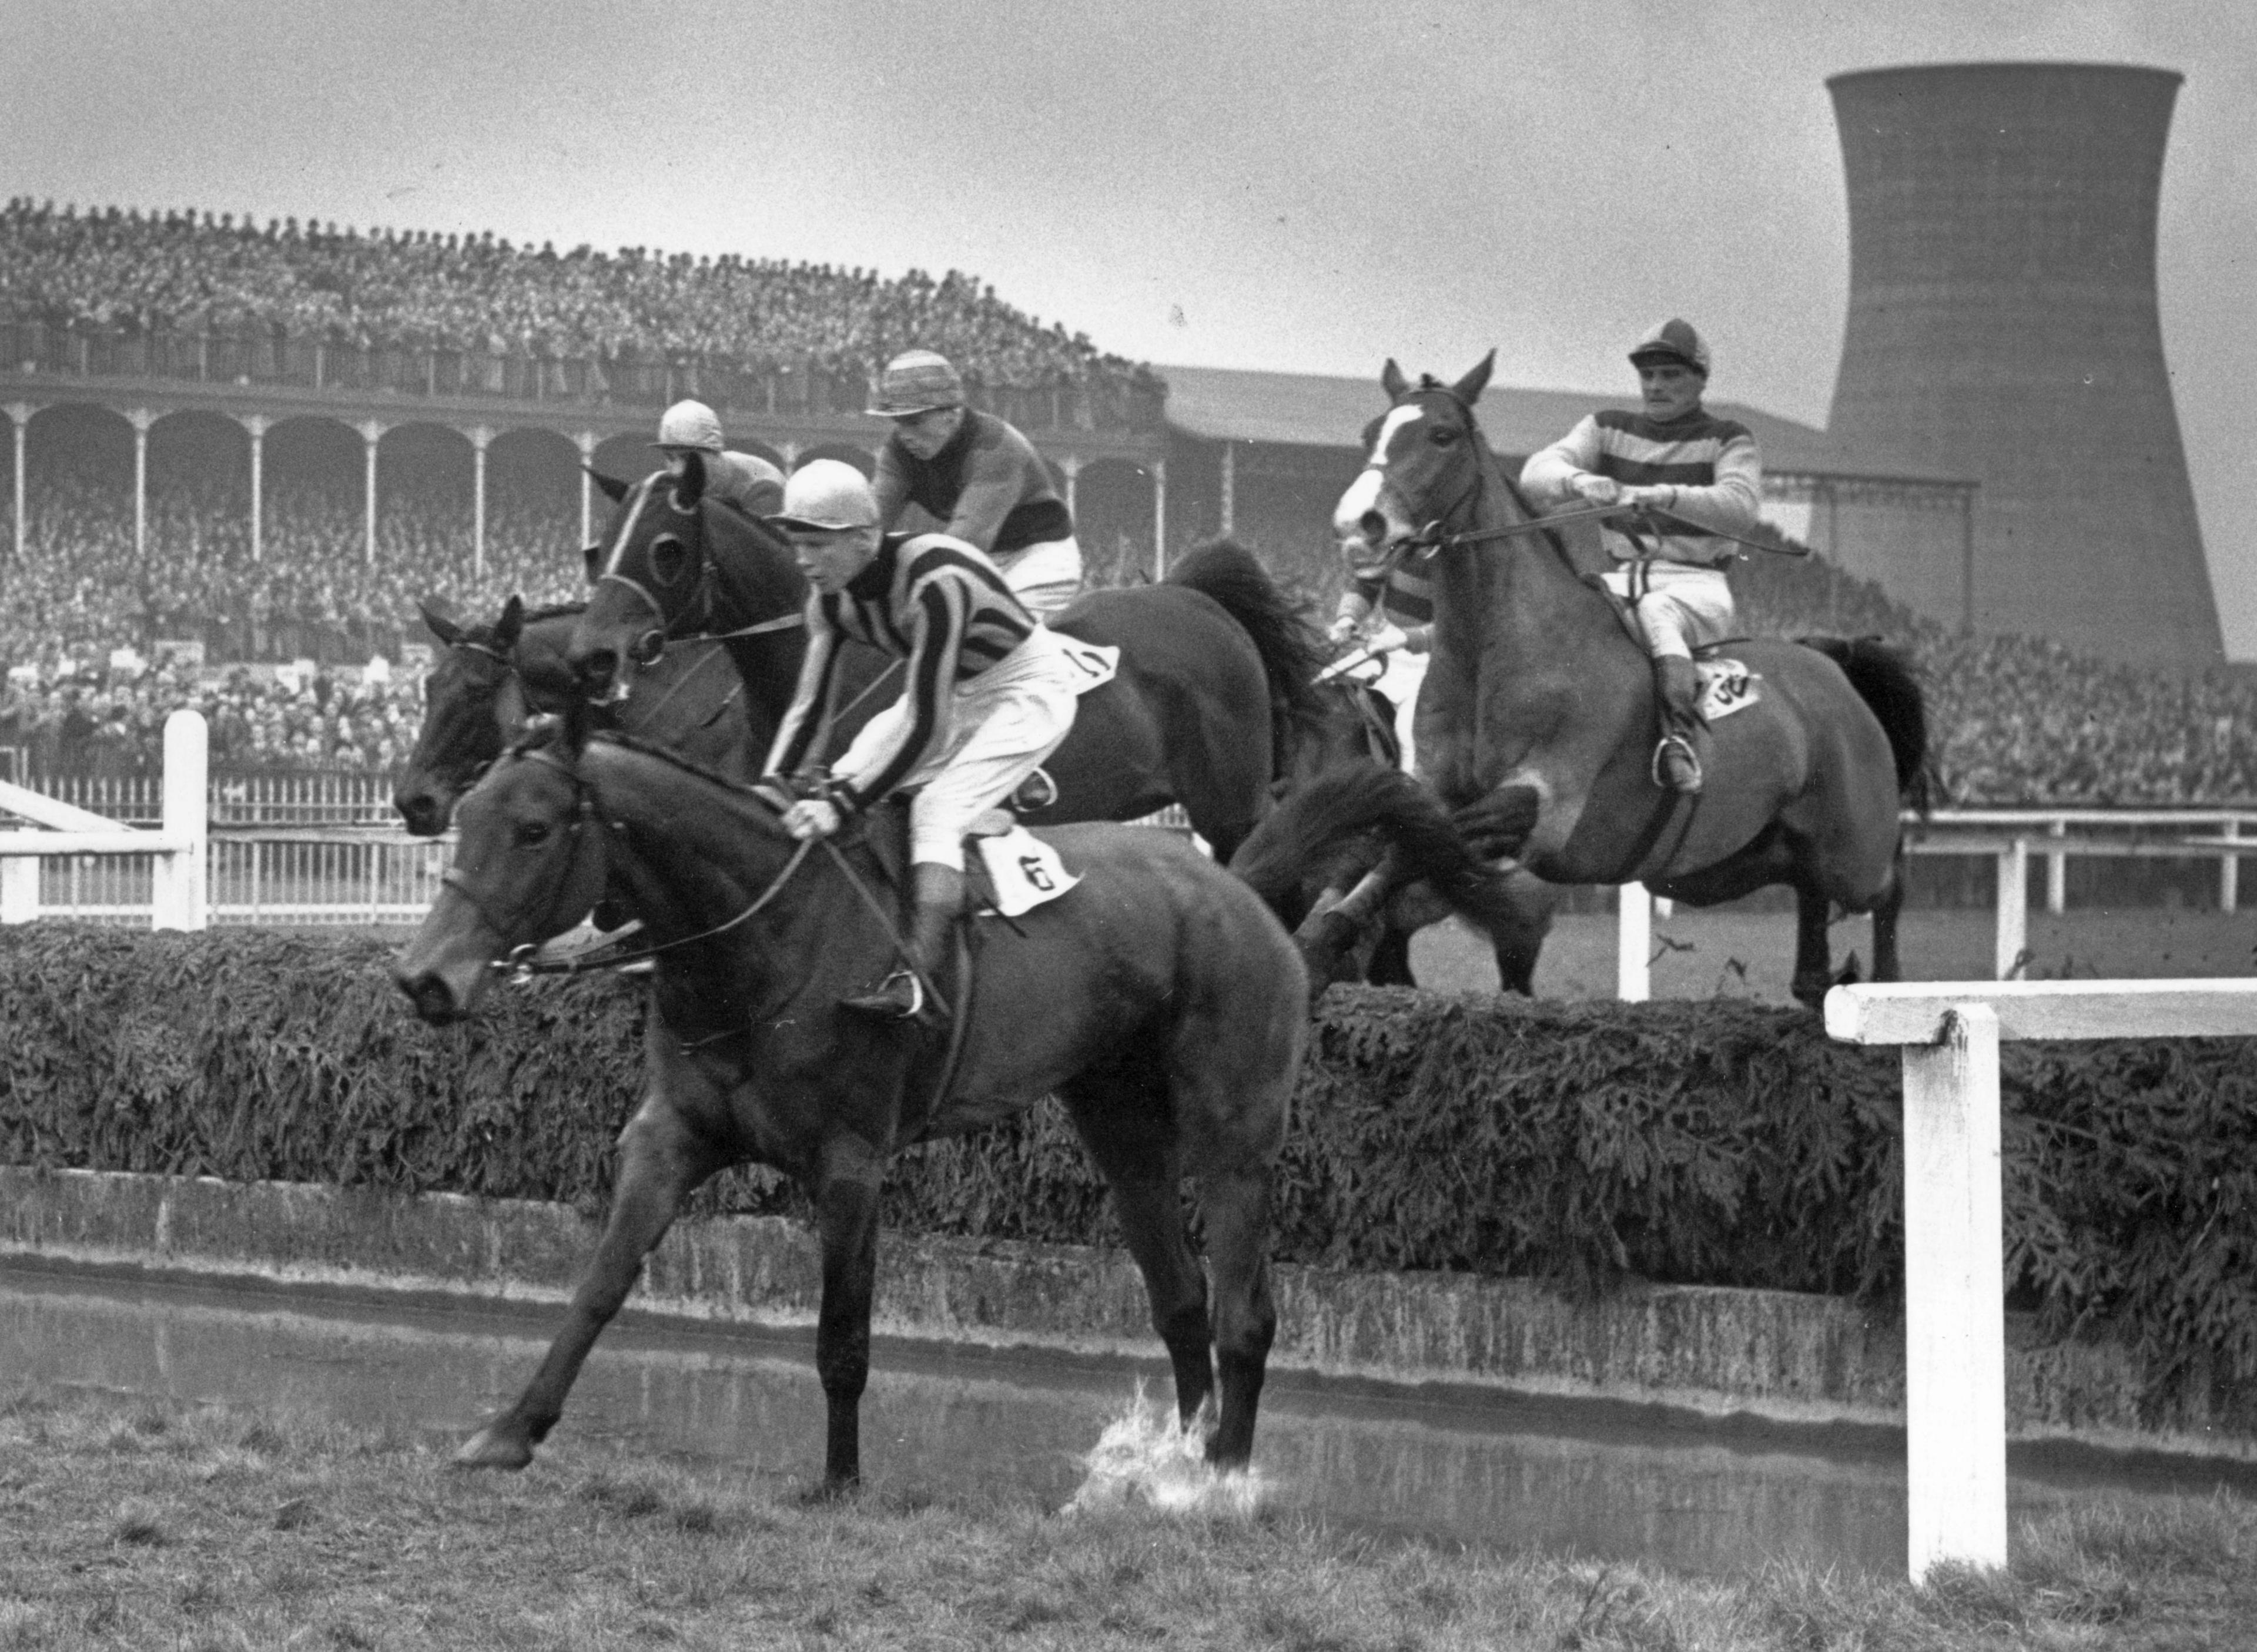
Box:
[394,594,525,837]
[391,722,611,1023]
[568,457,806,704]
[1332,353,1497,554]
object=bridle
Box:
[592,476,806,674]
[454,739,816,981]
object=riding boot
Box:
[1650,655,1705,795]
[840,862,963,1023]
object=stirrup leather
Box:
[1652,734,1703,794]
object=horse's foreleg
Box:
[1293,845,1404,987]
[457,1104,719,1470]
[812,1137,884,1493]
[1790,883,1834,1011]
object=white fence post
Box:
[2045,819,2067,914]
[1616,883,1650,1002]
[0,856,35,924]
[152,711,209,931]
[2222,819,2239,914]
[1994,839,2027,980]
[1900,1003,2008,1582]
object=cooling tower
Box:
[1826,63,2219,666]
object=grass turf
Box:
[2,1383,2253,1650]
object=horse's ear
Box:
[418,597,463,647]
[494,594,525,652]
[1381,359,1409,400]
[674,451,707,509]
[1453,351,1496,406]
[586,466,629,504]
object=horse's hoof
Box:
[453,1427,535,1471]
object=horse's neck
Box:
[708,511,816,726]
[512,614,585,709]
[1434,456,1626,664]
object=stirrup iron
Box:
[1652,734,1703,795]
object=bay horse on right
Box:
[1313,354,1929,1008]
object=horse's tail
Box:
[1797,634,1934,817]
[1166,537,1331,768]
[1229,762,1519,925]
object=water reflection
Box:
[2,1262,2243,1577]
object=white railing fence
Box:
[1826,977,2257,1582]
[0,712,209,930]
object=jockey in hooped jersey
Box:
[764,459,1082,1021]
[868,350,1085,621]
[1519,319,1763,795]
[652,399,788,518]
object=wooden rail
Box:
[1824,978,2257,1581]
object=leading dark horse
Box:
[1314,356,1927,1007]
[393,726,1304,1484]
[567,461,1329,863]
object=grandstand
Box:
[2,197,2255,804]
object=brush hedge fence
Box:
[4,925,2255,1385]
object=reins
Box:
[484,742,818,980]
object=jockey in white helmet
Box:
[868,350,1084,621]
[653,399,787,518]
[764,459,1081,1021]
[1519,319,1763,795]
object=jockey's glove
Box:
[1364,622,1411,658]
[1570,473,1623,506]
[781,797,845,842]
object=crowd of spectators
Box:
[1734,549,2257,806]
[0,659,421,777]
[0,197,1162,413]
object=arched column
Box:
[242,414,269,563]
[1059,452,1081,519]
[5,401,38,563]
[778,440,801,467]
[1218,443,1234,534]
[577,431,597,546]
[129,408,156,560]
[468,425,493,578]
[1151,458,1168,579]
[356,420,388,567]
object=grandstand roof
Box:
[1157,364,1973,485]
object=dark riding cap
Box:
[868,350,965,418]
[1629,319,1711,378]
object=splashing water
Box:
[1063,1385,1267,1517]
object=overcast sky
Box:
[6,1,2252,654]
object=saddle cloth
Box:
[1054,636,1120,695]
[1693,656,1762,721]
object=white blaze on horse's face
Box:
[1332,404,1425,547]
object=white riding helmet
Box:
[653,399,726,452]
[771,459,880,532]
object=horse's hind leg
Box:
[1790,882,1834,1011]
[1193,1155,1277,1467]
[457,1099,722,1469]
[1871,844,1908,983]
[1058,1069,1216,1429]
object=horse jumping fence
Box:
[1826,977,2257,1582]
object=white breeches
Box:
[836,624,1080,870]
[1600,561,1734,659]
[992,536,1085,621]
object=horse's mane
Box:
[518,601,587,626]
[584,728,778,804]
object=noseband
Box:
[594,479,807,665]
